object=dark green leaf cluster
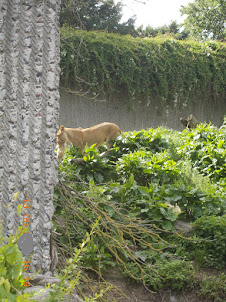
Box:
[193,215,226,268]
[60,28,226,106]
[198,273,226,302]
[177,123,226,183]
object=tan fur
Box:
[56,122,121,160]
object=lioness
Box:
[56,122,121,160]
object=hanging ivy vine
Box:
[60,27,225,107]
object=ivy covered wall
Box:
[60,27,225,109]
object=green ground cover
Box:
[53,121,226,300]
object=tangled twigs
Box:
[54,180,174,291]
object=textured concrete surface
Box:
[0,0,60,273]
[60,90,226,131]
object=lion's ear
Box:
[60,125,65,131]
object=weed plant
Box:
[0,225,31,301]
[198,273,226,302]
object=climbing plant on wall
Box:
[60,27,225,107]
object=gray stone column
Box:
[0,0,60,273]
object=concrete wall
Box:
[60,90,226,131]
[0,0,60,273]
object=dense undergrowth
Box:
[53,121,226,301]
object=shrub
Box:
[177,124,226,183]
[116,150,181,186]
[193,215,226,268]
[198,273,226,302]
[124,259,194,291]
[58,145,116,183]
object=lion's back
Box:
[82,122,121,146]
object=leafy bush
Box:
[116,150,181,186]
[0,226,31,301]
[198,273,226,302]
[156,259,195,291]
[124,259,194,291]
[58,145,116,183]
[114,129,169,155]
[97,175,178,230]
[177,123,226,183]
[193,215,226,268]
[161,180,225,220]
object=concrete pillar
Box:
[0,0,60,273]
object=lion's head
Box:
[57,125,67,144]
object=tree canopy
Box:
[60,0,226,40]
[136,21,189,40]
[60,0,137,35]
[181,0,226,40]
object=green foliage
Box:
[95,175,178,230]
[172,214,226,270]
[0,219,112,301]
[137,21,189,40]
[60,0,136,36]
[0,225,31,302]
[181,0,226,40]
[116,151,181,186]
[54,178,180,292]
[151,260,195,291]
[198,273,226,302]
[124,259,195,291]
[177,123,226,183]
[172,185,223,220]
[60,27,225,106]
[58,144,115,183]
[46,218,112,302]
[112,128,169,156]
[193,215,226,268]
[55,123,226,293]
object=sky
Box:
[119,0,193,28]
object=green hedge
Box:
[60,27,226,106]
